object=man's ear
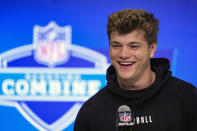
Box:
[150,43,157,58]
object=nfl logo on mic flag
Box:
[120,112,132,122]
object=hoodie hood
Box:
[106,58,172,105]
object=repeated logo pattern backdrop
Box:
[0,0,197,130]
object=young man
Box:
[74,9,197,131]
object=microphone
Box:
[116,105,134,131]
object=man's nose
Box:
[120,47,130,59]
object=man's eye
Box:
[113,45,120,47]
[111,44,120,48]
[130,45,139,49]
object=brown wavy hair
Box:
[107,9,159,45]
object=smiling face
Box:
[109,29,157,87]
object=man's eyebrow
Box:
[110,41,143,45]
[110,41,120,44]
[128,41,142,45]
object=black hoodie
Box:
[74,58,197,131]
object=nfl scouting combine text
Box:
[0,21,109,131]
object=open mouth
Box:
[118,61,135,68]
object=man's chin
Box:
[117,74,134,81]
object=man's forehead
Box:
[110,29,146,41]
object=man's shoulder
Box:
[82,86,111,107]
[167,76,196,89]
[165,76,197,99]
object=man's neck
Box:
[117,71,156,90]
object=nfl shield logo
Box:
[34,21,71,66]
[0,21,109,131]
[119,112,132,122]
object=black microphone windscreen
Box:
[116,105,134,131]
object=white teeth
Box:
[119,62,133,65]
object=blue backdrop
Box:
[0,0,196,130]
